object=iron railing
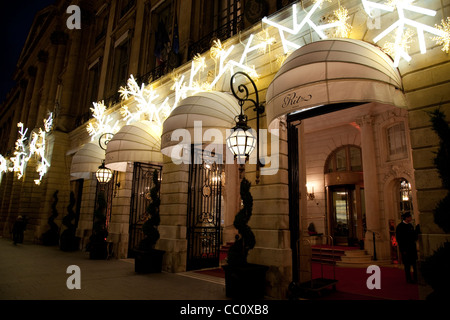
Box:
[188,14,244,59]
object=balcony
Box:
[188,14,244,59]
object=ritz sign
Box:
[281,92,313,109]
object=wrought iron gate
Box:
[186,149,223,271]
[128,162,162,258]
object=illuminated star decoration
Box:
[433,17,450,53]
[87,101,120,141]
[362,0,447,67]
[262,1,352,54]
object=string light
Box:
[330,6,352,38]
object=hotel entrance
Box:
[328,186,366,247]
[324,145,365,247]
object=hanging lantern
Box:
[226,120,257,162]
[96,160,113,184]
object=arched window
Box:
[399,179,413,218]
[325,145,362,173]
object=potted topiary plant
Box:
[60,192,81,251]
[86,190,109,259]
[420,109,450,299]
[42,190,60,246]
[134,169,165,273]
[222,177,268,299]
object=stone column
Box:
[244,124,292,299]
[128,0,145,76]
[21,68,37,124]
[27,51,48,130]
[58,30,82,133]
[159,157,189,273]
[47,31,68,120]
[36,45,57,127]
[357,115,384,258]
[7,79,28,151]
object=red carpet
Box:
[194,262,419,300]
[312,263,419,300]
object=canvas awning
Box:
[70,142,105,180]
[104,120,163,172]
[265,39,407,130]
[161,91,240,159]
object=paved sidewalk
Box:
[0,237,228,300]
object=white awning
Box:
[266,39,407,130]
[105,120,163,172]
[70,142,105,180]
[161,91,240,159]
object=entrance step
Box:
[336,250,375,267]
[311,247,346,264]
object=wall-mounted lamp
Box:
[96,160,113,184]
[400,180,411,202]
[306,184,315,201]
[96,133,121,197]
[227,72,265,183]
[96,133,114,185]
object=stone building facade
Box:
[1,0,449,299]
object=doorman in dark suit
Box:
[396,212,420,283]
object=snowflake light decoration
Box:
[31,128,50,185]
[433,17,450,53]
[87,101,120,141]
[262,1,352,54]
[0,155,7,175]
[362,0,447,67]
[9,123,29,180]
[330,6,352,38]
[119,75,160,125]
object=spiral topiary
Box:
[138,170,161,251]
[227,177,256,267]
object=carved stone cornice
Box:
[356,114,374,127]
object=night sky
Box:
[0,0,56,104]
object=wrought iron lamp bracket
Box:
[230,72,265,184]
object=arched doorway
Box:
[160,91,241,271]
[266,38,408,283]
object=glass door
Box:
[330,186,358,246]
